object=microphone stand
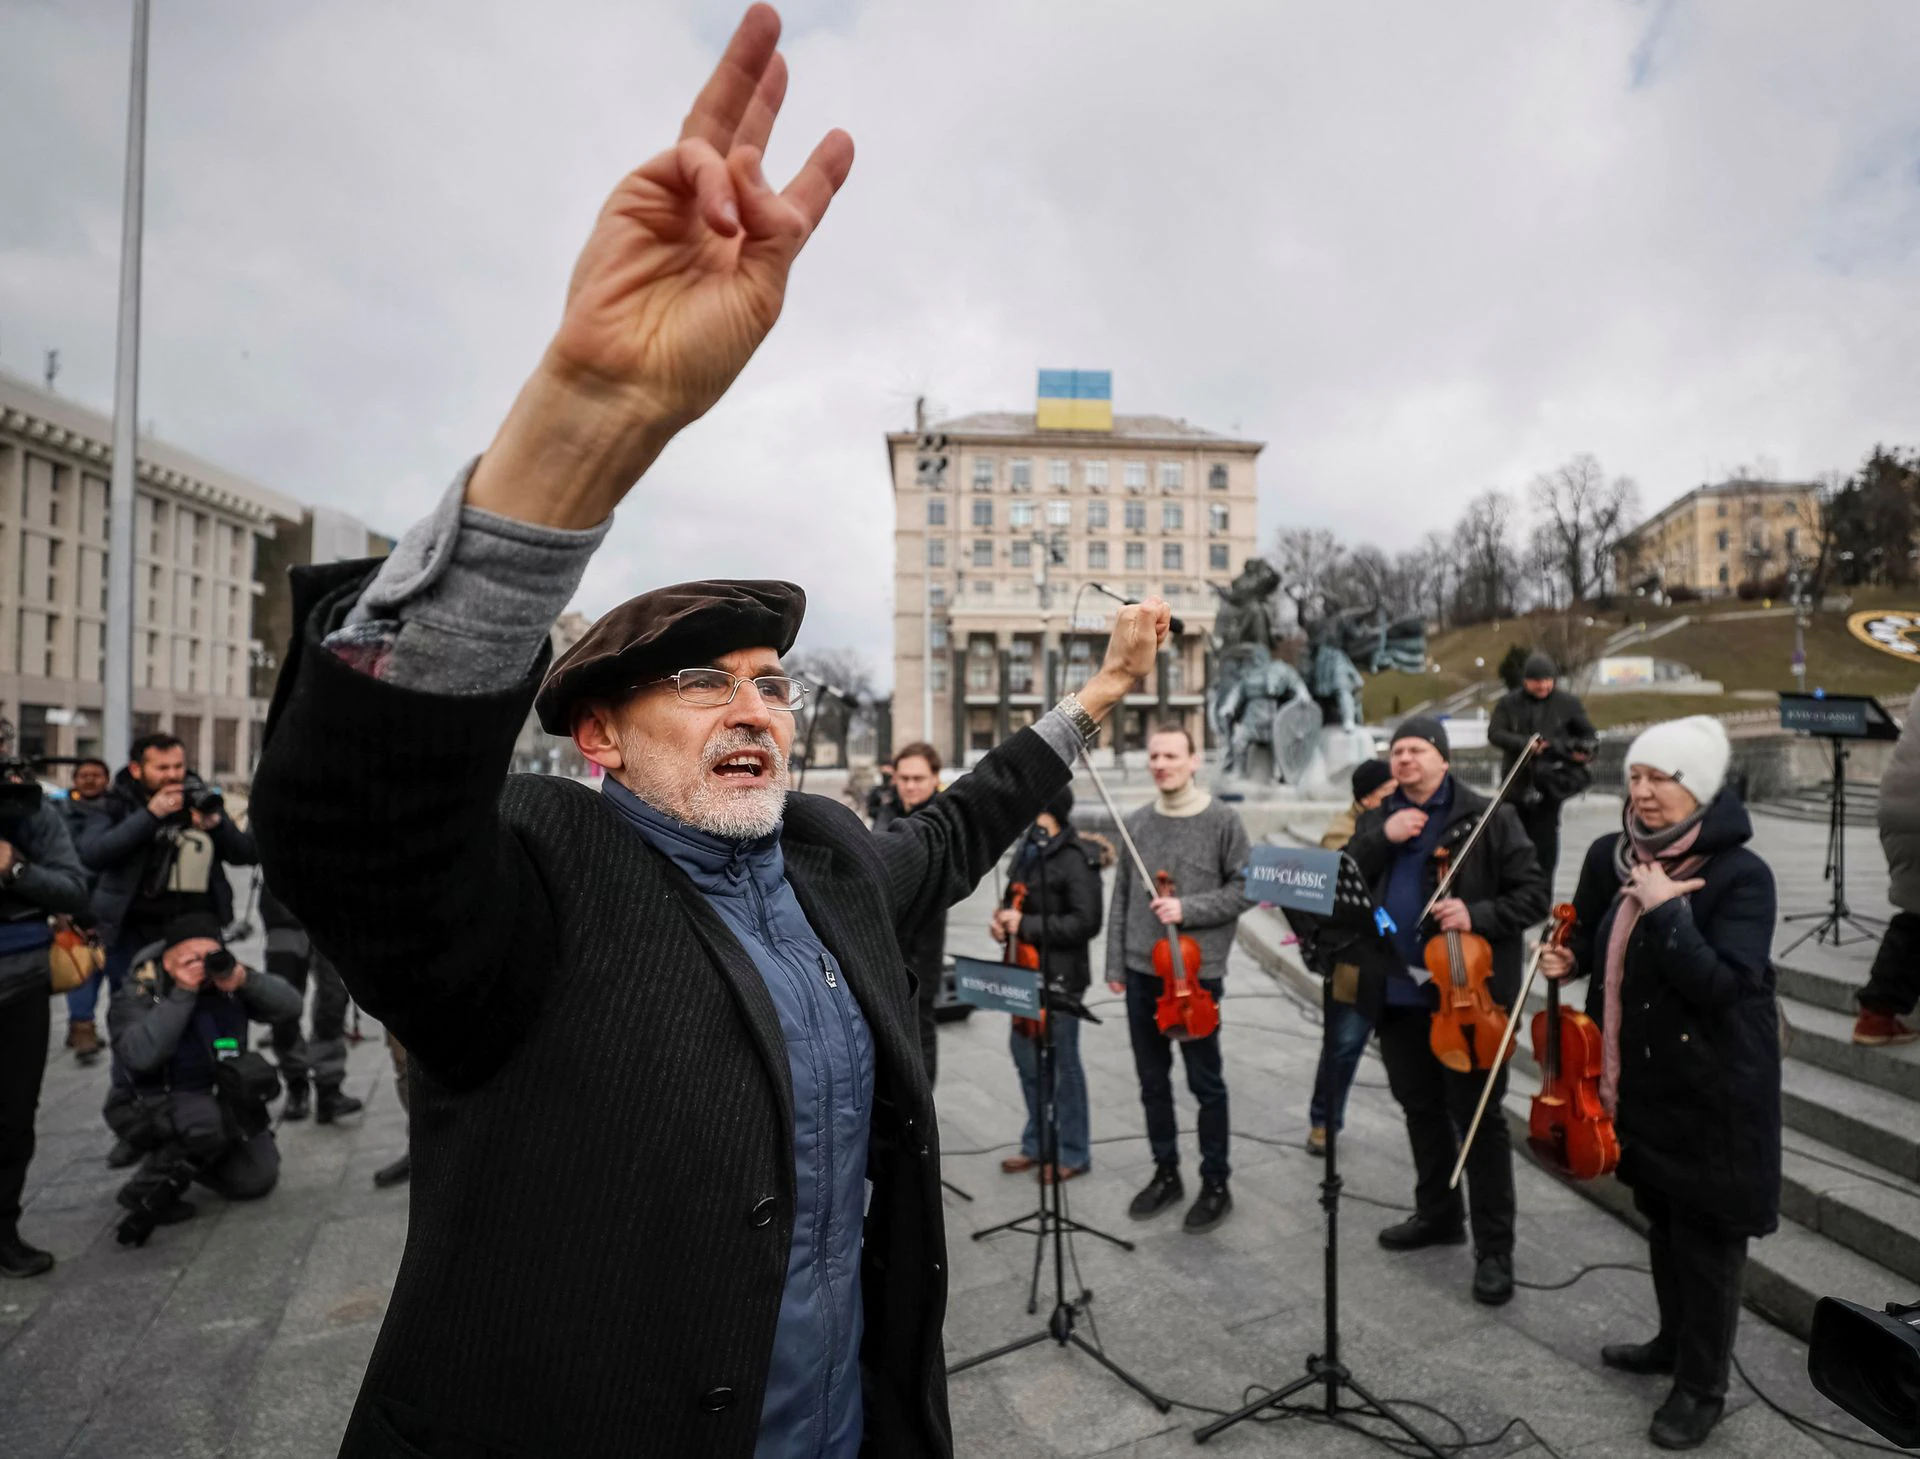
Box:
[949,820,1168,1415]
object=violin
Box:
[1003,882,1046,1040]
[1424,846,1511,1074]
[1527,903,1620,1181]
[1152,870,1219,1042]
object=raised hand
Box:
[468,5,855,529]
[1075,598,1173,721]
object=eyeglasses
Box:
[642,668,809,712]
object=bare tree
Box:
[1452,491,1519,624]
[1273,527,1345,620]
[1413,531,1453,630]
[785,647,878,765]
[1528,454,1641,604]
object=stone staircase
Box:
[1237,877,1920,1343]
[1756,781,1883,826]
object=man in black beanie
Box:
[1344,716,1547,1306]
[1488,652,1596,888]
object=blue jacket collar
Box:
[600,777,784,890]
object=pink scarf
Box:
[1600,814,1709,1116]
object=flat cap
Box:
[534,579,806,735]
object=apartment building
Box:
[1613,479,1821,597]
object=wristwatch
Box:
[1054,693,1101,746]
[3,857,27,885]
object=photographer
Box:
[104,915,300,1228]
[0,760,92,1277]
[1488,653,1597,888]
[69,734,258,1064]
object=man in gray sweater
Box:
[1105,725,1252,1233]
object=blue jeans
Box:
[66,937,139,1025]
[1009,1011,1090,1170]
[1125,971,1230,1184]
[1308,997,1374,1133]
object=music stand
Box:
[947,825,1169,1415]
[1195,851,1446,1455]
[1777,693,1898,954]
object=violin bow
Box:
[1075,750,1164,902]
[1417,734,1546,927]
[1444,934,1550,1190]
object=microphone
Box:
[1088,582,1185,636]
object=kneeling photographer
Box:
[104,915,300,1237]
[71,734,258,1065]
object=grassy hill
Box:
[1364,587,1920,730]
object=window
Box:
[1047,499,1071,527]
[972,579,993,596]
[1206,504,1228,534]
[927,540,946,567]
[1716,502,1727,518]
[1088,542,1110,570]
[1718,564,1730,585]
[1163,504,1184,531]
[1786,527,1799,554]
[1125,502,1146,531]
[927,499,946,526]
[930,662,948,693]
[44,616,59,677]
[972,499,993,528]
[1125,542,1146,571]
[972,458,995,489]
[1163,543,1184,571]
[1010,502,1035,529]
[1087,502,1109,530]
[1716,530,1729,551]
[1011,541,1032,568]
[1208,463,1229,490]
[972,540,993,568]
[1085,460,1109,491]
[1010,459,1032,490]
[1209,543,1230,571]
[967,642,994,691]
[1049,459,1070,487]
[929,584,947,606]
[930,621,948,650]
[1160,462,1185,491]
[1124,461,1148,492]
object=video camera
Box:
[185,775,224,818]
[0,720,47,820]
[1808,1295,1920,1447]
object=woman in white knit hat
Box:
[1539,716,1781,1452]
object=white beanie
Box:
[1624,716,1731,807]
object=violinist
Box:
[1105,726,1252,1235]
[990,788,1103,1184]
[1345,717,1547,1307]
[1538,717,1780,1452]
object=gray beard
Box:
[616,725,790,840]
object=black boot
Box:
[372,1152,412,1189]
[0,1225,53,1279]
[315,1086,364,1124]
[114,1184,198,1226]
[1183,1180,1233,1234]
[1127,1163,1184,1220]
[106,1138,142,1169]
[281,1080,311,1121]
[1472,1252,1514,1306]
[1377,1213,1467,1251]
[1602,1337,1676,1375]
[1650,1387,1724,1450]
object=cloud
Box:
[5,0,1919,685]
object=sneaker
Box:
[1854,1010,1920,1046]
[1183,1181,1233,1234]
[1377,1213,1467,1251]
[1127,1163,1184,1221]
[1472,1251,1514,1306]
[281,1081,311,1121]
[372,1153,412,1189]
[1650,1386,1724,1450]
[67,1019,101,1065]
[315,1087,364,1124]
[0,1226,54,1279]
[1306,1126,1327,1158]
[1602,1338,1677,1375]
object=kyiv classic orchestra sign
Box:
[1242,845,1343,916]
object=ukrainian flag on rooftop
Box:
[1036,369,1113,432]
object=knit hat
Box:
[1351,759,1394,802]
[1042,786,1075,824]
[1523,653,1557,681]
[161,912,225,955]
[1624,716,1731,808]
[1391,716,1451,761]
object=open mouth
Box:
[710,751,773,784]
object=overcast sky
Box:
[4,0,1918,681]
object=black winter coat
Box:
[1346,776,1550,1021]
[887,794,948,1004]
[78,768,257,945]
[1489,686,1598,802]
[1563,790,1781,1235]
[251,559,1072,1459]
[1001,824,1103,997]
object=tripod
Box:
[1195,908,1445,1452]
[948,828,1169,1414]
[1781,736,1886,954]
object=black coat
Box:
[887,794,948,1003]
[251,559,1071,1459]
[1001,824,1103,997]
[1346,776,1550,1021]
[1489,686,1598,801]
[77,767,257,945]
[1564,790,1781,1235]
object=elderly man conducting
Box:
[250,9,1168,1458]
